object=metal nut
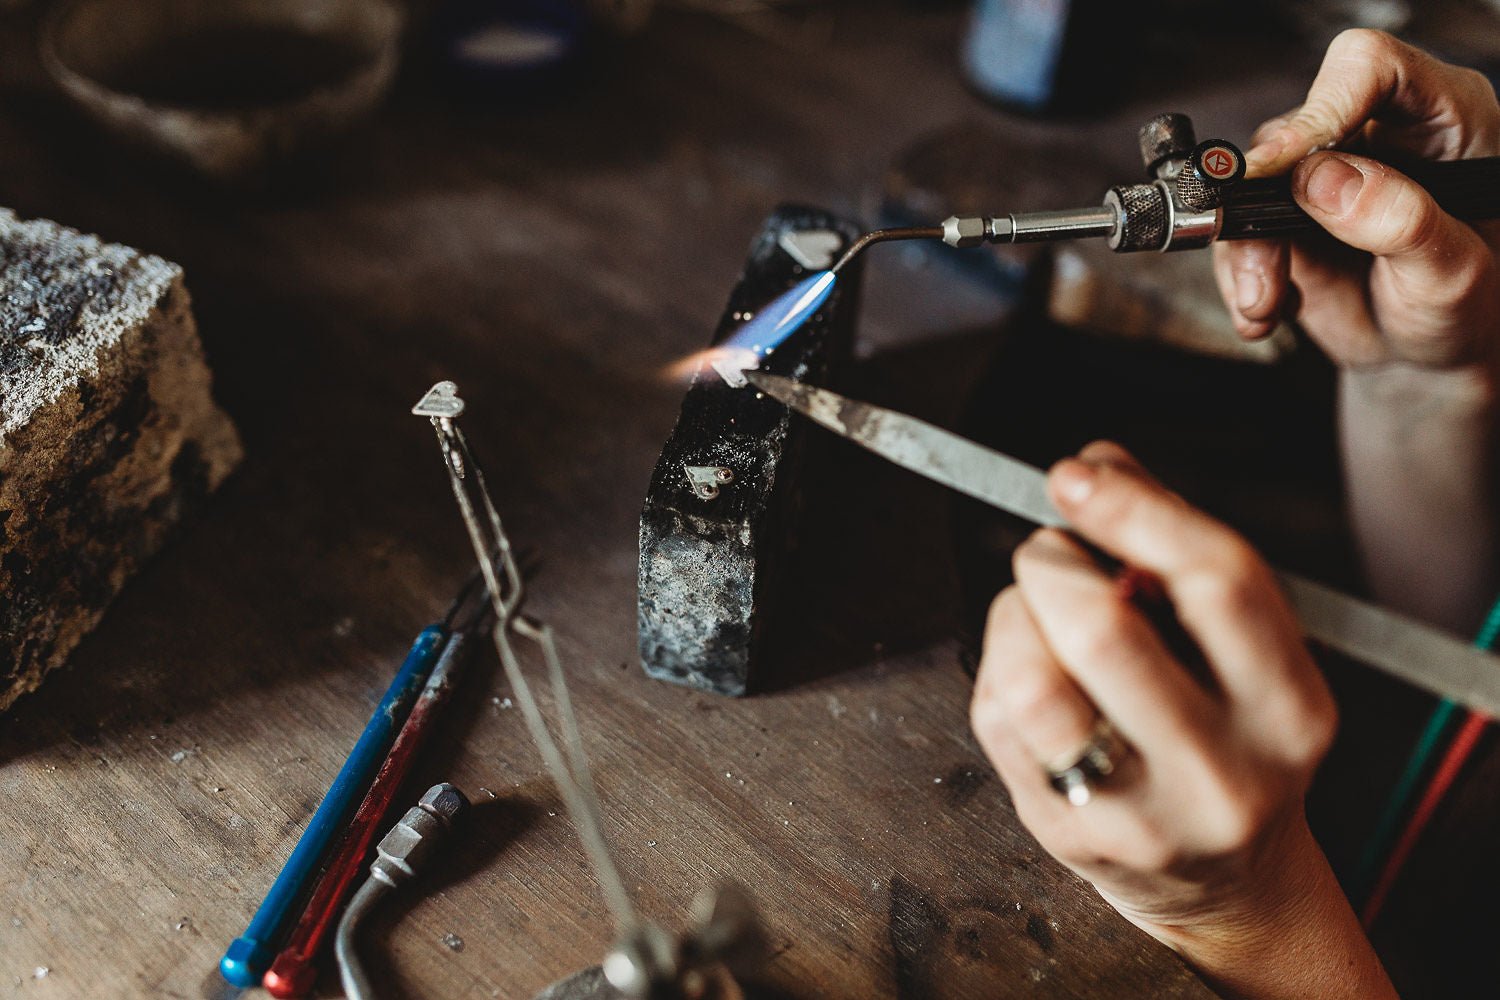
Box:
[1137,112,1196,178]
[377,811,435,864]
[418,782,469,826]
[370,784,469,885]
[941,215,986,248]
[372,808,441,883]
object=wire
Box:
[1361,711,1490,927]
[1353,700,1461,898]
[1358,595,1500,928]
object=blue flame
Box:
[722,270,837,357]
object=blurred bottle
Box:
[426,0,589,97]
[961,0,1134,115]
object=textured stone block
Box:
[0,208,242,711]
[638,205,860,696]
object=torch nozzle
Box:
[826,215,1032,273]
[830,207,1126,275]
[829,225,946,273]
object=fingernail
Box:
[1304,155,1363,216]
[1245,133,1288,176]
[1234,268,1264,314]
[1051,459,1097,505]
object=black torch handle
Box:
[1219,156,1500,240]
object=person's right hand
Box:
[1213,29,1500,371]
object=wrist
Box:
[1124,814,1327,953]
[1339,354,1500,632]
[1115,819,1397,1000]
[1342,358,1499,414]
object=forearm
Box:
[1140,824,1398,1000]
[1340,362,1500,632]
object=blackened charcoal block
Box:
[0,208,242,712]
[638,205,861,696]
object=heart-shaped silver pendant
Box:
[411,380,466,419]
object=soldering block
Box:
[638,205,861,696]
[0,208,242,712]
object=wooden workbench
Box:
[1,4,1493,998]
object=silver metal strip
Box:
[746,372,1500,716]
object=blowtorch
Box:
[832,111,1500,269]
[713,111,1500,373]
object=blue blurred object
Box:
[429,0,587,94]
[962,0,1073,112]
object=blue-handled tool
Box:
[218,624,449,987]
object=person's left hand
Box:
[968,442,1389,998]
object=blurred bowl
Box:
[40,0,403,183]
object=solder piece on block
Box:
[638,205,861,696]
[0,208,242,712]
